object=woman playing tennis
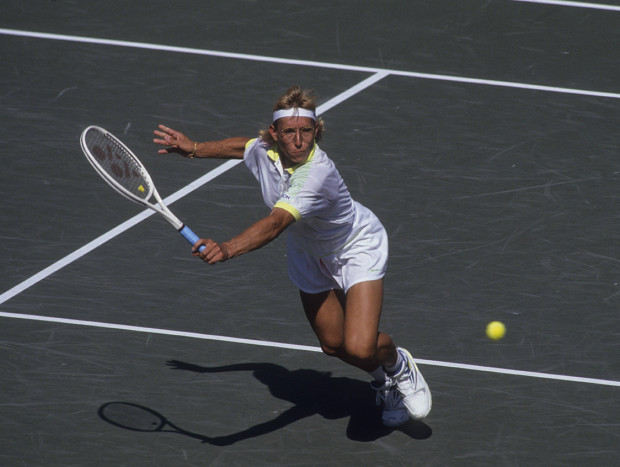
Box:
[153,85,431,426]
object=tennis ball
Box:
[138,185,145,192]
[486,321,506,340]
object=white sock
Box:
[384,349,404,375]
[368,366,387,383]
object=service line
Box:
[1,310,619,388]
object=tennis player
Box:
[153,86,431,426]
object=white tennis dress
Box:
[244,138,388,293]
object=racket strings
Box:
[84,129,152,200]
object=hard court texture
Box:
[1,1,619,466]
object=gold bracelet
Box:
[188,142,197,158]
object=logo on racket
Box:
[92,144,141,180]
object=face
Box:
[269,116,317,168]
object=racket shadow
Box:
[98,401,213,444]
[162,360,432,444]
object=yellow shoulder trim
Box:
[267,144,279,162]
[245,138,257,150]
[274,202,301,221]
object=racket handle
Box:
[179,225,206,252]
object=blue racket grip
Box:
[179,225,206,252]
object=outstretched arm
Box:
[153,124,250,159]
[193,207,296,264]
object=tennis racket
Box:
[80,125,205,251]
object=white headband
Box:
[272,108,316,122]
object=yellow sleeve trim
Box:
[274,202,301,221]
[245,138,257,150]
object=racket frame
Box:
[80,125,202,248]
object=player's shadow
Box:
[163,359,432,445]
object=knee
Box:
[343,339,376,364]
[317,336,377,365]
[319,342,344,359]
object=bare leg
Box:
[302,280,431,423]
[300,279,398,373]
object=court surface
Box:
[1,1,619,465]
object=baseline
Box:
[513,0,620,11]
[0,28,619,100]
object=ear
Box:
[268,124,278,142]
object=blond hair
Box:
[259,85,325,144]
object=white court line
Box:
[0,311,322,353]
[1,310,619,388]
[513,0,620,11]
[0,159,243,306]
[1,28,619,100]
[315,72,390,114]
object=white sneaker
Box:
[371,378,409,427]
[391,347,432,420]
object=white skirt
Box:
[286,204,388,294]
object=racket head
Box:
[99,402,166,432]
[80,126,154,205]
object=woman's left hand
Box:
[153,124,194,156]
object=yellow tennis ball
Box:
[138,185,145,192]
[486,321,506,340]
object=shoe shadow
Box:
[158,360,432,445]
